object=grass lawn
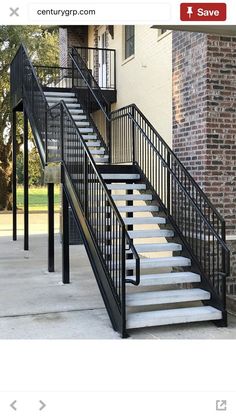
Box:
[17,185,60,211]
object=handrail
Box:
[59,100,140,285]
[70,47,111,153]
[72,45,116,53]
[111,104,226,230]
[112,109,228,250]
[110,103,230,311]
[70,49,110,119]
[21,45,48,106]
[71,46,116,90]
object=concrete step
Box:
[127,306,222,329]
[45,91,75,97]
[129,229,174,239]
[94,156,109,163]
[68,108,83,113]
[126,288,210,307]
[123,217,166,225]
[102,174,141,180]
[79,128,94,133]
[86,141,102,147]
[126,271,201,286]
[117,205,159,213]
[82,134,98,140]
[128,243,182,253]
[75,122,90,127]
[111,194,153,201]
[107,184,146,191]
[47,101,81,108]
[126,256,191,269]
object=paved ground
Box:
[0,211,60,237]
[0,227,236,339]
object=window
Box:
[124,25,135,59]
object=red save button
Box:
[180,3,227,21]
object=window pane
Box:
[125,26,135,59]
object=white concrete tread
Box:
[107,184,146,190]
[82,135,98,140]
[101,174,141,180]
[117,205,159,212]
[123,217,166,225]
[127,306,222,329]
[111,194,153,201]
[94,156,109,163]
[45,92,75,97]
[126,271,201,286]
[128,229,174,238]
[126,288,210,307]
[128,243,182,253]
[86,141,101,147]
[126,256,191,269]
[79,128,94,133]
[75,122,90,127]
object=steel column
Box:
[48,182,55,272]
[62,186,70,284]
[23,110,29,251]
[12,110,17,241]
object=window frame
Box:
[124,25,135,60]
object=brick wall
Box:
[172,31,236,293]
[59,26,88,67]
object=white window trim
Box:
[157,29,172,42]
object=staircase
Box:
[10,44,230,337]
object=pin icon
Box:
[187,6,193,18]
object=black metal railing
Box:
[34,65,73,89]
[72,46,116,90]
[45,100,140,333]
[10,44,140,336]
[70,48,111,154]
[110,104,230,312]
[11,45,48,163]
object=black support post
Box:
[24,110,29,251]
[48,182,55,272]
[12,110,17,241]
[62,186,70,284]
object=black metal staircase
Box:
[10,44,230,337]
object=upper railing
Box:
[11,45,48,163]
[70,47,111,154]
[110,104,230,312]
[72,46,116,90]
[34,65,73,89]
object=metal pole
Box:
[62,186,70,284]
[48,182,54,272]
[24,110,29,251]
[12,110,17,241]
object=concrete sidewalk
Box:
[0,233,236,339]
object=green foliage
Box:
[0,25,59,210]
[16,146,44,186]
[16,152,24,185]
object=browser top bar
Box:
[1,1,235,24]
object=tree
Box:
[16,145,44,186]
[0,26,59,210]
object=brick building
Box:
[59,25,236,298]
